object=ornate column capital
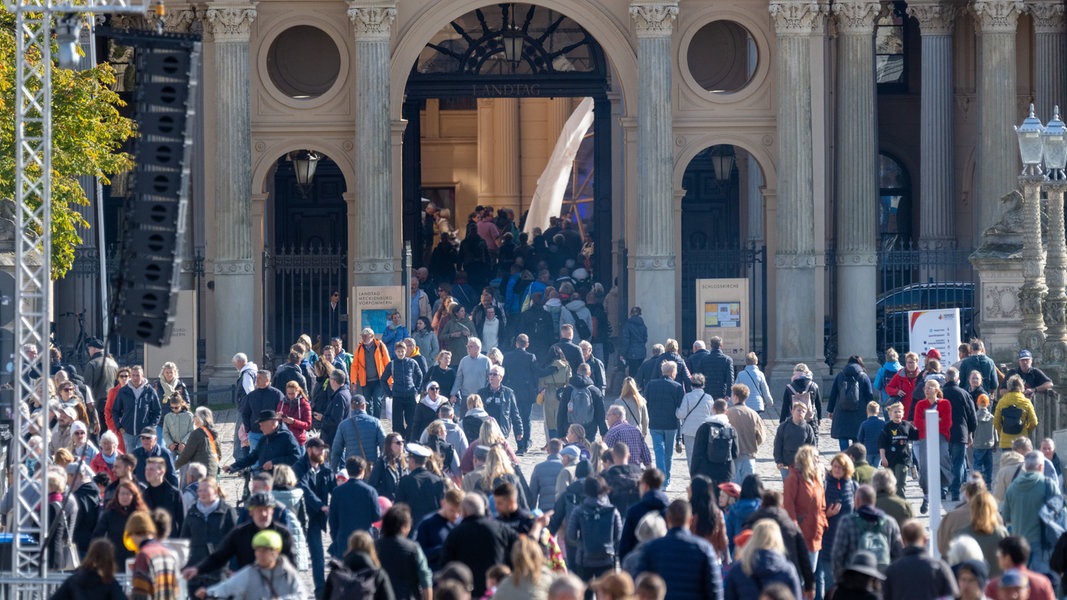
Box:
[832,0,881,34]
[972,0,1025,33]
[112,8,201,33]
[203,5,257,42]
[347,3,397,40]
[907,2,960,35]
[1029,0,1065,33]
[629,1,679,38]
[770,0,827,35]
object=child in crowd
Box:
[481,565,511,600]
[878,401,918,498]
[972,393,997,485]
[855,401,885,467]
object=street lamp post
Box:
[1016,104,1049,354]
[1044,106,1067,358]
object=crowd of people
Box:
[11,247,1067,600]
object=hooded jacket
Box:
[1002,470,1060,552]
[560,299,593,342]
[828,362,874,439]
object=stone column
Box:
[1031,1,1066,121]
[496,98,522,212]
[833,0,880,365]
[629,1,678,344]
[1019,167,1048,353]
[768,0,825,381]
[1044,163,1067,359]
[204,5,256,385]
[908,2,958,248]
[348,2,398,287]
[973,0,1025,238]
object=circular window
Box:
[266,26,341,99]
[686,21,758,94]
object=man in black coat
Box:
[503,334,544,454]
[272,349,308,394]
[943,367,977,501]
[180,479,238,593]
[396,443,447,525]
[698,336,735,399]
[637,345,664,392]
[68,463,101,557]
[441,493,519,598]
[241,370,286,452]
[644,362,685,488]
[293,437,335,597]
[619,468,669,558]
[477,365,523,443]
[131,428,179,488]
[142,457,184,536]
[686,341,710,379]
[226,410,302,473]
[328,456,381,559]
[516,293,556,360]
[554,324,585,372]
[182,491,295,588]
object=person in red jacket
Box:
[885,352,921,421]
[278,382,313,446]
[913,379,953,514]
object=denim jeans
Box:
[247,432,263,453]
[866,451,881,469]
[650,429,676,486]
[735,456,755,485]
[974,448,994,485]
[683,434,697,470]
[814,554,835,600]
[122,433,138,455]
[838,438,852,451]
[949,442,969,497]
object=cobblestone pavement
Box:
[209,403,936,595]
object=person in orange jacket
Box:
[350,327,391,418]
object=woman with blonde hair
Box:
[589,440,609,475]
[487,347,504,367]
[479,445,528,509]
[914,378,952,513]
[614,376,649,437]
[724,519,803,599]
[162,390,193,456]
[958,490,1008,576]
[817,453,857,597]
[494,536,554,600]
[460,415,519,473]
[783,445,828,573]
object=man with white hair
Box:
[686,340,709,377]
[231,353,257,462]
[644,360,684,488]
[604,405,652,467]
[450,338,491,414]
[351,327,391,418]
[1003,450,1061,567]
[441,492,520,598]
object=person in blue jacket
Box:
[723,519,803,600]
[225,410,301,473]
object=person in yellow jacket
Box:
[350,327,391,418]
[994,374,1038,450]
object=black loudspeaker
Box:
[108,29,201,346]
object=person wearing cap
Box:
[328,456,381,559]
[292,436,334,597]
[330,392,386,471]
[996,569,1031,600]
[200,528,305,600]
[182,490,295,583]
[227,410,301,474]
[131,427,179,489]
[396,442,447,524]
[68,419,98,463]
[127,510,181,600]
[48,406,77,455]
[83,336,117,429]
[953,559,991,600]
[999,349,1054,399]
[351,327,392,418]
[111,365,162,454]
[883,519,958,600]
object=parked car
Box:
[876,282,975,360]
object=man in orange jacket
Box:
[350,327,391,418]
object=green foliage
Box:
[0,8,135,278]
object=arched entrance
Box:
[679,144,767,355]
[402,3,614,282]
[263,153,349,356]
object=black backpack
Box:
[1001,404,1025,435]
[326,558,380,600]
[836,375,860,411]
[577,503,617,566]
[604,466,642,515]
[568,385,595,425]
[705,421,736,464]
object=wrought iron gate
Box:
[680,241,767,360]
[262,245,347,369]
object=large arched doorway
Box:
[679,144,767,356]
[402,3,614,283]
[264,153,349,356]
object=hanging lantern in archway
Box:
[289,149,321,196]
